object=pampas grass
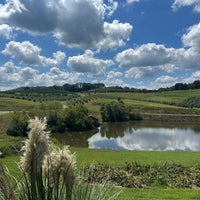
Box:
[0,117,121,200]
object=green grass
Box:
[71,147,200,167]
[117,188,200,200]
[94,89,200,104]
[0,97,39,111]
[2,148,200,199]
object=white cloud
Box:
[183,71,200,83]
[0,62,25,90]
[0,0,129,50]
[116,43,175,68]
[172,0,200,12]
[103,70,126,86]
[67,50,114,77]
[19,67,37,81]
[116,40,200,79]
[33,68,82,87]
[0,24,13,39]
[155,76,177,84]
[2,41,66,67]
[0,62,82,90]
[97,20,133,51]
[126,0,141,5]
[105,0,118,16]
[182,22,200,51]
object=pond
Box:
[54,121,200,151]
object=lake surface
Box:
[54,121,200,151]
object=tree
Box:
[64,105,94,131]
[7,111,29,136]
[100,100,130,122]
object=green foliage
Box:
[100,100,142,122]
[64,105,94,131]
[6,112,29,137]
[83,162,200,189]
[180,96,200,108]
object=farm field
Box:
[1,88,200,199]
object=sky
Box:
[0,0,200,91]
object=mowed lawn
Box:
[2,148,200,199]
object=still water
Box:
[54,121,200,151]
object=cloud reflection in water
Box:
[88,127,200,151]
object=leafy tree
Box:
[64,105,94,131]
[7,111,29,136]
[101,100,132,122]
[47,111,66,133]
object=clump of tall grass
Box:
[0,117,121,200]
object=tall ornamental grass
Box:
[0,117,121,200]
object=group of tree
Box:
[6,104,95,137]
[158,80,200,92]
[100,99,142,122]
[1,80,200,99]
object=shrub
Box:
[64,105,94,131]
[101,100,142,122]
[179,96,200,108]
[6,112,29,137]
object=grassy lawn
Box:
[118,188,200,200]
[2,148,200,199]
[71,147,200,167]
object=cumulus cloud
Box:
[182,22,200,51]
[97,20,133,51]
[0,61,26,90]
[125,66,160,79]
[0,0,129,50]
[2,41,66,67]
[172,0,200,12]
[103,70,127,87]
[67,50,114,77]
[0,24,13,39]
[34,67,82,87]
[105,0,118,16]
[183,71,200,83]
[116,40,200,79]
[155,75,177,84]
[19,67,37,81]
[0,61,82,91]
[116,43,175,68]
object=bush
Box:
[6,112,29,137]
[179,96,200,108]
[64,104,94,131]
[101,100,142,122]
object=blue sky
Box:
[0,0,200,91]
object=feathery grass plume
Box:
[20,117,50,175]
[20,117,50,200]
[43,145,76,200]
[0,161,17,200]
